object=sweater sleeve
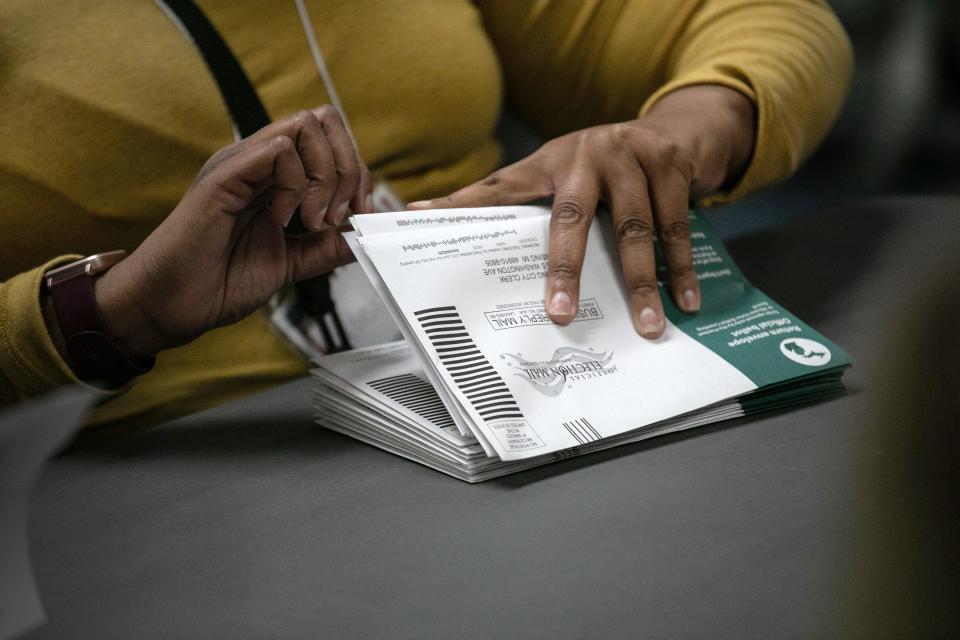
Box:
[0,257,111,406]
[475,0,853,204]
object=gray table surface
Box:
[22,198,960,639]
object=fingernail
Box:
[638,306,662,336]
[364,193,374,213]
[548,291,573,317]
[334,202,349,224]
[408,200,431,209]
[317,206,327,228]
[682,289,699,313]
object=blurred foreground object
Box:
[0,390,92,639]
[845,240,960,637]
[826,0,960,193]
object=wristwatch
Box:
[44,251,155,387]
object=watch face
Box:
[66,330,113,362]
[66,330,114,379]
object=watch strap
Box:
[49,271,155,387]
[51,270,100,342]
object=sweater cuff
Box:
[640,73,765,208]
[0,256,114,400]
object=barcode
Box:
[367,373,456,430]
[414,306,524,422]
[395,214,518,227]
[401,229,518,253]
[563,418,601,444]
[551,448,581,461]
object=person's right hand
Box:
[410,86,755,339]
[91,105,373,357]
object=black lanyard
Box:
[156,0,311,236]
[157,0,270,138]
[155,0,350,351]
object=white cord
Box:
[152,0,194,43]
[293,0,359,147]
[154,0,360,149]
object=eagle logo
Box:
[779,338,832,366]
[501,347,615,397]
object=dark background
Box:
[716,0,960,236]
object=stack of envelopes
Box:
[312,206,850,482]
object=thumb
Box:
[285,227,356,283]
[407,160,550,210]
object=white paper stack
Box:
[312,206,850,482]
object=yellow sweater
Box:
[0,0,852,428]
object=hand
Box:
[409,85,756,338]
[92,106,373,357]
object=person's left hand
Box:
[408,85,755,339]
